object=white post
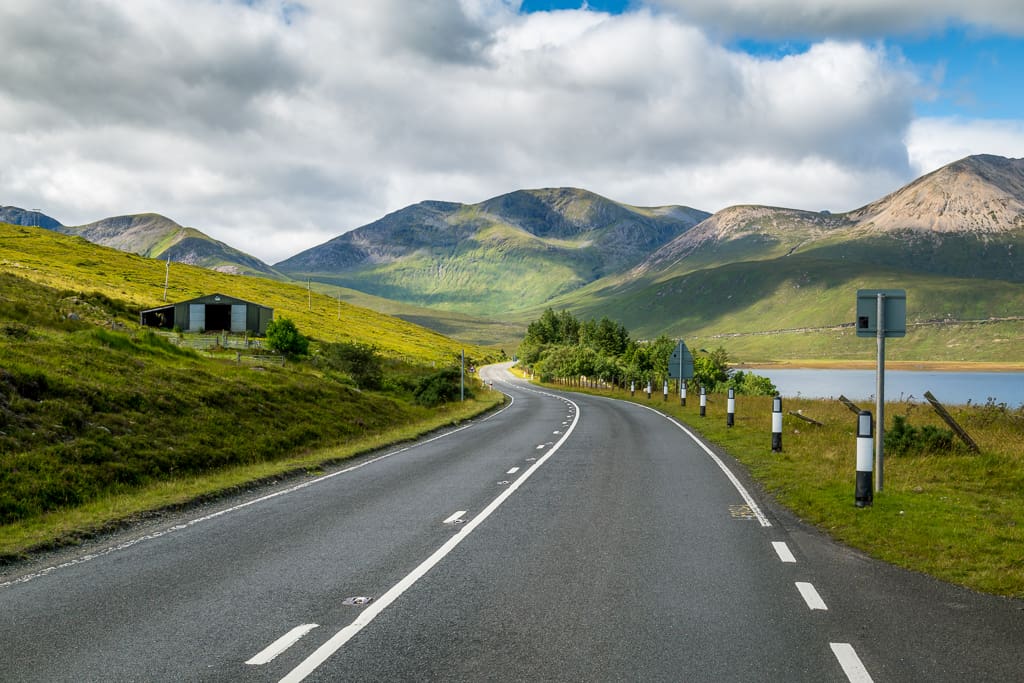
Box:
[163,256,170,302]
[771,396,783,452]
[857,411,874,507]
[875,293,885,492]
[727,387,736,427]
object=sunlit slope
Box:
[276,188,709,316]
[55,213,286,280]
[0,223,494,364]
[524,254,1024,362]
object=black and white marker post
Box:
[856,410,874,507]
[646,380,652,400]
[663,379,669,402]
[726,387,735,427]
[680,381,687,407]
[630,380,635,397]
[771,396,783,452]
[699,386,706,417]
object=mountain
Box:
[622,154,1024,286]
[55,213,285,279]
[276,188,710,316]
[511,155,1024,361]
[0,206,62,230]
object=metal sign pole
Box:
[875,293,885,492]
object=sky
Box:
[2,1,1024,264]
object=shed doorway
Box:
[205,304,232,331]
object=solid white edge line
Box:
[279,390,581,683]
[772,541,797,563]
[442,510,466,525]
[247,624,319,666]
[795,581,828,610]
[632,402,772,527]
[830,642,874,683]
[1,396,517,590]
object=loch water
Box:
[755,369,1024,407]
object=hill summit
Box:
[275,187,709,315]
[56,213,283,279]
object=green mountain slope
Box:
[54,213,285,280]
[515,155,1024,362]
[275,188,710,316]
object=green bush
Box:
[266,318,309,357]
[886,414,956,455]
[316,341,383,389]
[413,367,467,406]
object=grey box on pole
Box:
[856,289,906,337]
[668,341,695,379]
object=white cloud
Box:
[907,118,1024,176]
[646,0,1024,38]
[0,1,984,266]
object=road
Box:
[1,363,1021,681]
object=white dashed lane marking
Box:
[772,541,796,563]
[830,642,874,682]
[246,624,318,666]
[795,582,828,610]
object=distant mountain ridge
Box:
[5,154,1024,350]
[276,187,710,315]
[58,213,283,279]
[626,154,1024,286]
[0,206,62,230]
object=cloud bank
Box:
[0,0,1020,263]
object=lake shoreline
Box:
[737,360,1024,373]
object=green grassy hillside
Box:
[0,224,504,557]
[523,254,1024,362]
[57,213,286,280]
[0,223,495,364]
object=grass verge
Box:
[0,395,501,560]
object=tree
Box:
[318,340,382,389]
[265,318,309,357]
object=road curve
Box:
[1,362,1021,681]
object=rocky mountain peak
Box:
[850,154,1024,234]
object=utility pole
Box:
[163,256,170,302]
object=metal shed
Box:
[140,293,273,335]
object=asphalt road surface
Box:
[1,363,1022,681]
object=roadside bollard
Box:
[699,386,706,417]
[630,380,635,397]
[663,380,668,402]
[646,380,652,400]
[680,381,687,407]
[771,396,783,452]
[727,388,735,427]
[856,410,874,507]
